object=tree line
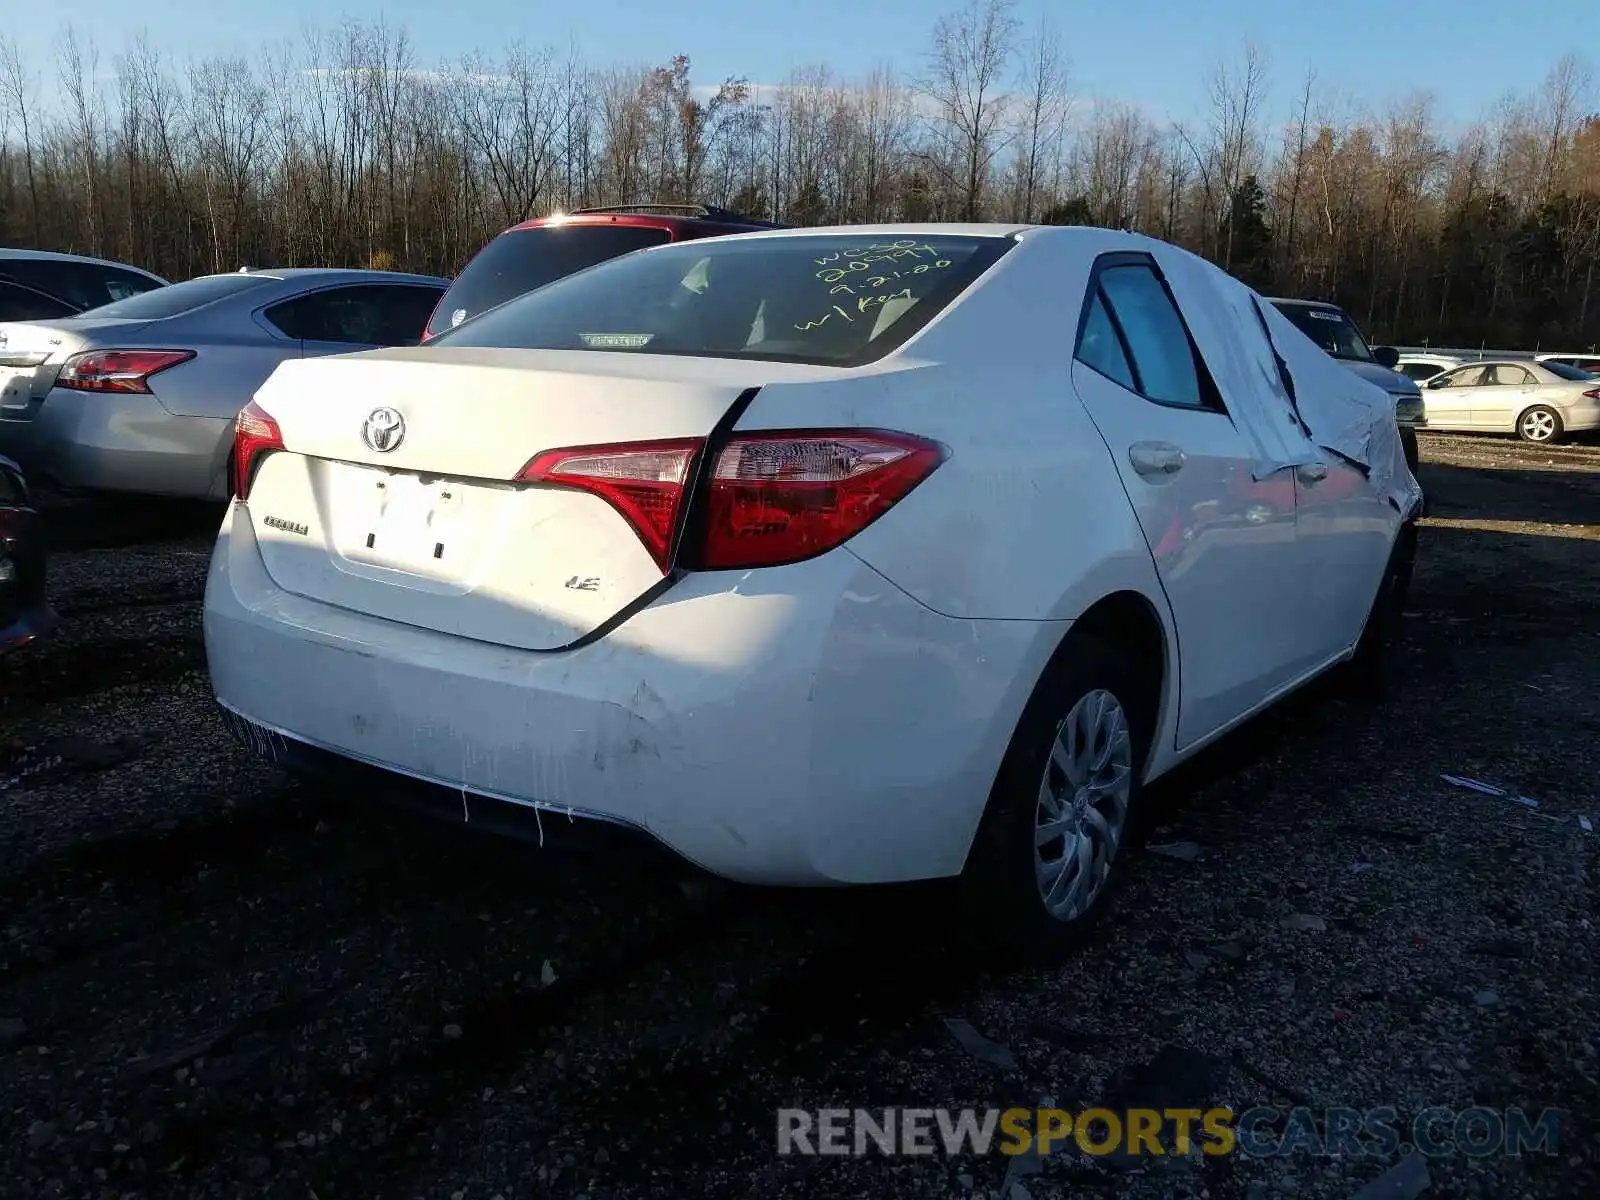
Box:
[1,2,1597,350]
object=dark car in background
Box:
[1268,297,1423,474]
[424,203,782,340]
[0,453,54,654]
[0,249,167,321]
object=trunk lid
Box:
[0,318,155,416]
[244,346,835,650]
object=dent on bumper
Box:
[204,503,1065,886]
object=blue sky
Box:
[10,0,1592,129]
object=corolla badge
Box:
[361,406,406,453]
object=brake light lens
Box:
[1584,387,1600,400]
[234,400,285,501]
[700,431,945,569]
[56,349,194,394]
[517,429,944,575]
[518,439,702,572]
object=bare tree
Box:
[919,0,1022,219]
[1009,15,1070,222]
[1207,41,1270,267]
[0,35,42,243]
[1537,54,1592,202]
[1273,67,1316,286]
[0,16,1595,349]
[57,26,107,253]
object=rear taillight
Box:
[700,431,945,569]
[1584,387,1600,400]
[234,400,285,502]
[518,440,702,572]
[56,349,194,394]
[518,429,944,574]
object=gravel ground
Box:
[1,432,1596,1200]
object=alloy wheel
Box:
[1520,408,1557,442]
[1034,688,1134,922]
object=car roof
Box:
[696,221,1033,241]
[202,267,450,286]
[509,205,782,236]
[0,247,166,283]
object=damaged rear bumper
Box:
[203,501,1057,887]
[217,704,677,862]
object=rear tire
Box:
[1517,405,1563,444]
[959,633,1154,964]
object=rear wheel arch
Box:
[1066,590,1168,770]
[1516,404,1563,443]
[957,599,1169,960]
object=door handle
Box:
[1128,442,1186,478]
[1296,462,1328,485]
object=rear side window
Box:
[430,233,1013,367]
[1089,264,1206,408]
[1400,362,1443,380]
[0,280,77,322]
[428,225,673,337]
[86,274,270,320]
[266,284,446,345]
[1488,364,1535,385]
[0,260,161,310]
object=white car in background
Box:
[1418,359,1600,443]
[1534,352,1600,375]
[1394,353,1463,383]
[204,224,1420,955]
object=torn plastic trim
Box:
[215,698,645,833]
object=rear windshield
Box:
[428,233,1013,366]
[427,225,674,337]
[83,274,272,320]
[1542,360,1594,381]
[1271,301,1376,363]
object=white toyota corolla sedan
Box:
[203,224,1421,953]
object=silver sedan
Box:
[1419,359,1600,444]
[0,268,447,500]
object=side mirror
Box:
[1373,345,1400,369]
[1427,376,1447,389]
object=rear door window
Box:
[0,280,78,322]
[428,225,673,337]
[1094,264,1206,408]
[1488,364,1535,385]
[265,284,447,346]
[0,260,162,310]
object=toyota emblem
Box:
[361,407,406,453]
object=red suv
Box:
[423,204,781,341]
